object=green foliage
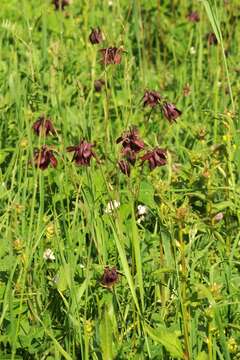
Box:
[0,0,240,359]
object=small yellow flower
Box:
[13,239,23,252]
[85,319,93,337]
[227,337,238,354]
[20,138,28,149]
[46,223,55,239]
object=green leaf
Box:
[196,351,209,360]
[57,264,71,292]
[144,324,184,359]
[138,181,155,208]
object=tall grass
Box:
[0,0,240,359]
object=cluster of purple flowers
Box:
[31,3,193,177]
[44,2,219,289]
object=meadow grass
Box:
[0,0,240,359]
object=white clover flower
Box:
[213,212,224,222]
[43,248,56,261]
[137,205,148,216]
[104,200,120,214]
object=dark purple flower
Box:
[99,47,124,65]
[207,32,218,45]
[67,140,96,166]
[162,102,182,123]
[122,148,138,165]
[116,127,144,154]
[53,0,70,10]
[32,116,56,136]
[89,28,103,45]
[187,11,200,22]
[94,79,105,92]
[142,90,161,107]
[101,266,119,288]
[141,148,167,171]
[118,160,131,176]
[34,146,58,170]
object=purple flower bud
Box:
[187,11,200,23]
[53,0,70,10]
[99,47,124,65]
[94,79,105,92]
[118,160,131,176]
[207,32,218,45]
[162,102,182,123]
[101,266,119,288]
[89,28,103,45]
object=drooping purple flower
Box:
[89,28,103,45]
[101,266,119,288]
[32,116,56,136]
[118,160,131,176]
[116,127,144,154]
[99,47,124,65]
[94,79,105,92]
[34,146,58,170]
[53,0,70,10]
[67,140,96,166]
[207,32,218,45]
[142,90,161,107]
[187,11,200,22]
[141,148,167,171]
[162,102,182,123]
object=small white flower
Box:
[137,205,148,216]
[43,248,56,261]
[104,200,120,214]
[137,215,145,224]
[213,212,224,222]
[190,46,196,55]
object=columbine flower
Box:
[89,28,103,44]
[117,128,144,154]
[53,0,70,10]
[67,140,96,166]
[32,115,56,136]
[141,148,167,170]
[207,32,218,45]
[101,266,119,288]
[162,102,182,123]
[43,248,56,261]
[99,47,124,65]
[34,146,58,170]
[104,200,120,214]
[117,128,144,165]
[118,160,131,176]
[94,79,105,92]
[187,11,200,22]
[142,90,161,107]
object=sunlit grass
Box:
[0,0,240,359]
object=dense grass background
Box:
[1,0,240,359]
